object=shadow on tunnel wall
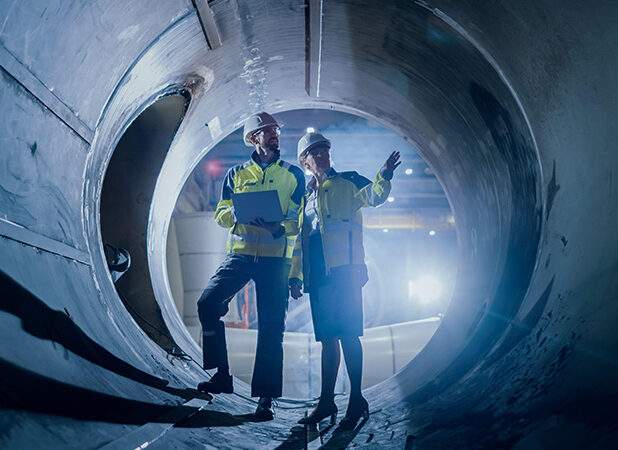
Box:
[0,267,265,430]
[0,270,211,411]
[275,420,367,450]
[0,356,180,425]
[0,352,250,429]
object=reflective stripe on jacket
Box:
[290,168,391,290]
[215,152,305,260]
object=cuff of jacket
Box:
[379,167,393,181]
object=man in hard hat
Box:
[196,112,305,421]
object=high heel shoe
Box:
[339,396,369,429]
[297,402,338,425]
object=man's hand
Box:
[290,284,303,299]
[250,217,284,237]
[382,151,401,180]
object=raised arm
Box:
[353,151,401,209]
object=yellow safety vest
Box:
[290,168,391,289]
[214,152,305,259]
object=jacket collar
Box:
[249,150,281,170]
[307,167,337,192]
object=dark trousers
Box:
[197,254,290,398]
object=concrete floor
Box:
[1,1,618,448]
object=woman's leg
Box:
[298,338,340,424]
[339,336,368,427]
[319,338,340,404]
[340,336,363,399]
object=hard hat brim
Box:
[298,141,331,159]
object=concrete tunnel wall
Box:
[1,1,617,448]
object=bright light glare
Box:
[306,127,316,133]
[405,168,413,175]
[429,230,436,236]
[387,196,395,202]
[409,275,442,304]
[304,169,312,176]
[382,228,389,233]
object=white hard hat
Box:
[297,131,331,161]
[243,112,280,146]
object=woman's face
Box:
[303,145,331,175]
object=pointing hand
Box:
[382,151,401,180]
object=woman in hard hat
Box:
[290,131,400,428]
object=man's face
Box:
[303,145,331,175]
[252,125,281,153]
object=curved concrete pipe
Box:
[1,0,617,448]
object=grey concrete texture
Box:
[0,67,89,250]
[0,0,617,448]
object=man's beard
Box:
[265,140,279,152]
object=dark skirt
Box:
[308,232,364,342]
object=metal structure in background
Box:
[1,0,617,448]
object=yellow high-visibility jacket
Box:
[215,152,305,261]
[290,168,391,291]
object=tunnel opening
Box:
[100,93,190,353]
[164,108,458,398]
[135,0,546,411]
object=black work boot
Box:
[197,371,233,394]
[254,397,275,421]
